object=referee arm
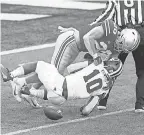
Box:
[90,0,116,26]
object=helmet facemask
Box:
[114,33,127,52]
[104,58,123,78]
[114,28,140,53]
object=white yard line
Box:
[2,108,134,135]
[1,0,106,10]
[1,13,51,21]
[0,43,55,56]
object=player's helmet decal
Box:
[115,28,140,53]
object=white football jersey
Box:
[35,61,65,92]
[66,62,111,100]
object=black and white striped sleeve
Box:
[91,0,116,25]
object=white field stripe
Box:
[0,43,55,56]
[1,0,106,10]
[1,13,51,21]
[2,108,134,135]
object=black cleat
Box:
[97,98,107,110]
[0,64,13,82]
[135,104,144,113]
[21,85,31,95]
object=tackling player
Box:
[1,57,122,116]
[51,19,140,75]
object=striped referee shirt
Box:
[93,0,144,27]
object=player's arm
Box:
[80,96,100,116]
[83,25,104,59]
[67,53,94,74]
[90,0,116,26]
[80,84,112,116]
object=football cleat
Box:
[135,105,144,113]
[97,98,107,110]
[97,106,107,110]
[10,80,22,102]
[135,109,144,113]
[84,53,93,61]
[21,85,31,95]
[21,94,42,108]
[0,64,13,82]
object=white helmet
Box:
[104,58,123,78]
[115,28,140,53]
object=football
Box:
[43,106,63,120]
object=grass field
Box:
[1,1,144,135]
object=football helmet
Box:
[104,58,123,78]
[115,28,140,53]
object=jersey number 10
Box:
[83,69,103,94]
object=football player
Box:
[0,57,123,116]
[0,64,42,108]
[51,19,140,75]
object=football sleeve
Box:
[90,0,116,26]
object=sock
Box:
[30,87,45,100]
[14,77,27,87]
[11,66,25,78]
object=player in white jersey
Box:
[1,57,122,115]
[65,61,111,99]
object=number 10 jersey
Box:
[65,62,111,100]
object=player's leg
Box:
[32,82,43,89]
[67,61,89,74]
[1,62,40,102]
[14,61,59,92]
[132,29,144,112]
[51,30,80,75]
[2,61,41,92]
[21,94,42,108]
[28,87,66,105]
[9,62,42,102]
[14,61,63,93]
[67,53,93,74]
[10,72,41,102]
[1,61,38,82]
[23,81,43,107]
[20,61,66,106]
[14,72,41,87]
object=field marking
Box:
[0,43,55,56]
[1,0,105,10]
[1,13,51,21]
[3,108,134,135]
